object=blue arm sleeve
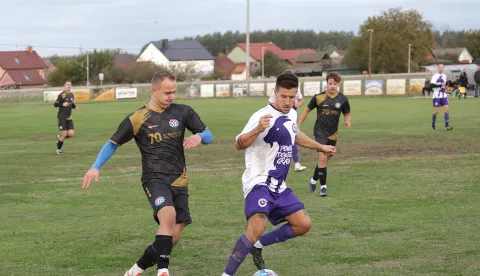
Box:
[196,129,213,144]
[91,141,119,170]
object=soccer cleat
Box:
[124,270,141,276]
[445,126,453,131]
[56,149,62,155]
[320,185,327,197]
[250,247,266,270]
[309,182,317,193]
[294,164,307,172]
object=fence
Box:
[0,72,430,106]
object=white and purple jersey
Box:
[431,73,448,99]
[236,104,298,198]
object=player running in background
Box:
[221,73,336,276]
[54,80,77,154]
[298,73,351,197]
[81,71,213,276]
[430,64,453,131]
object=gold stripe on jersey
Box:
[328,131,339,141]
[171,169,188,187]
[316,94,327,106]
[145,186,152,198]
[129,108,150,136]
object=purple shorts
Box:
[433,98,449,107]
[245,185,305,225]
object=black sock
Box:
[318,167,327,186]
[312,167,321,181]
[57,140,64,150]
[136,244,157,270]
[153,235,173,270]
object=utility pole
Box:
[408,44,412,73]
[246,0,250,94]
[367,29,374,75]
[86,52,90,88]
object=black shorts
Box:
[58,119,74,131]
[315,135,337,147]
[142,179,191,225]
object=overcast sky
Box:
[0,0,477,57]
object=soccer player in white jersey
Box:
[221,73,336,276]
[430,64,453,131]
[268,75,307,172]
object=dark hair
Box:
[326,72,341,83]
[275,72,298,90]
[151,70,176,86]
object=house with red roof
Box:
[0,46,48,88]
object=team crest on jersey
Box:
[154,196,165,206]
[258,198,268,207]
[335,102,341,108]
[169,119,179,128]
[292,123,297,134]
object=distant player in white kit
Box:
[221,73,336,276]
[268,72,307,172]
[430,64,453,131]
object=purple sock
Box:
[224,235,253,275]
[258,223,296,247]
[444,112,450,126]
[292,144,299,163]
[432,114,437,128]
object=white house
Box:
[136,39,214,74]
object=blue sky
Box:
[0,0,477,57]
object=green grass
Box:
[0,97,479,276]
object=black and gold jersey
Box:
[110,103,206,186]
[54,91,76,120]
[307,92,350,140]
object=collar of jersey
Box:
[145,104,165,113]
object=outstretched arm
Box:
[82,141,119,188]
[295,130,336,154]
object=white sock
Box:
[222,273,233,276]
[321,185,327,188]
[157,268,169,276]
[128,263,144,275]
[295,162,300,166]
[310,178,317,185]
[254,240,263,249]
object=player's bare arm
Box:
[297,108,311,129]
[344,113,351,129]
[295,130,336,154]
[235,114,272,150]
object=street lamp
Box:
[261,46,265,78]
[367,29,374,75]
[246,0,250,94]
[408,44,412,73]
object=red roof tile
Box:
[214,56,236,79]
[235,42,284,61]
[2,69,46,86]
[282,49,317,64]
[0,50,48,70]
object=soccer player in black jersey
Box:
[81,71,213,276]
[298,73,351,197]
[54,80,77,154]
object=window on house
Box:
[24,75,31,81]
[14,57,20,63]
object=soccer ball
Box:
[253,269,278,276]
